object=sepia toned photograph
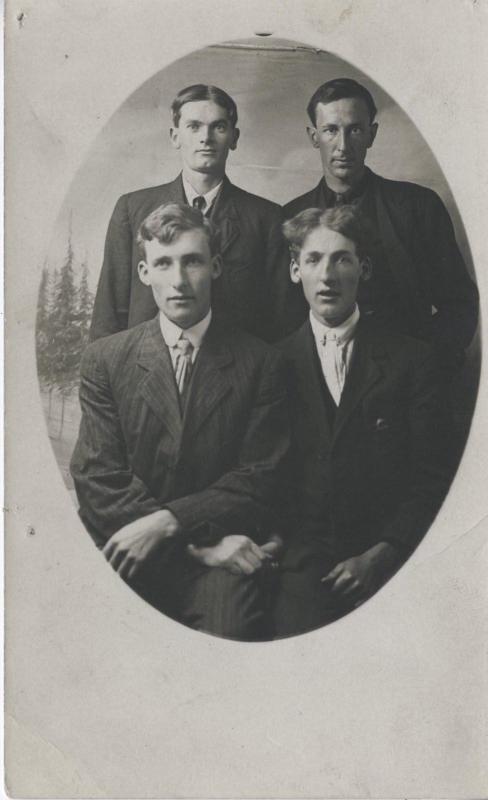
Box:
[6,2,488,797]
[36,37,479,641]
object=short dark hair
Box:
[307,78,377,126]
[137,202,220,259]
[171,84,238,127]
[283,204,372,261]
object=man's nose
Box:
[170,262,188,288]
[320,258,337,283]
[199,125,213,143]
[336,129,349,152]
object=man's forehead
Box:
[145,229,210,257]
[303,225,356,251]
[315,97,370,124]
[178,100,230,122]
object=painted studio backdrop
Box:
[35,37,478,494]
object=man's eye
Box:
[305,256,318,264]
[215,123,227,132]
[188,123,199,130]
[351,126,363,135]
[322,127,336,135]
[337,256,351,265]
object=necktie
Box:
[174,336,194,400]
[192,195,206,213]
[321,331,345,405]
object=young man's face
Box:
[138,229,222,329]
[170,100,239,176]
[291,224,370,326]
[307,97,377,187]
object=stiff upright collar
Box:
[182,175,223,212]
[309,305,360,347]
[159,308,212,350]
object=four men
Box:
[71,78,478,638]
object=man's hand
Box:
[103,509,180,581]
[321,542,403,607]
[187,534,280,576]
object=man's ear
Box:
[367,121,378,149]
[230,126,240,151]
[306,126,320,149]
[360,257,372,282]
[170,126,180,150]
[211,254,223,280]
[138,260,151,286]
[290,259,302,284]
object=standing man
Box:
[274,206,451,637]
[90,84,288,343]
[283,78,478,364]
[71,203,289,640]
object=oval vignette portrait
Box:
[35,37,480,642]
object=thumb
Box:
[261,540,280,557]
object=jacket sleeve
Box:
[70,344,162,545]
[419,189,479,355]
[166,350,291,540]
[380,345,453,552]
[89,195,133,341]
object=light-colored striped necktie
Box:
[173,335,194,398]
[321,331,346,406]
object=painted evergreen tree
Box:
[77,259,94,352]
[50,233,84,437]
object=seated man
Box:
[71,203,289,641]
[274,205,452,637]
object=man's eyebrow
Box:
[332,249,354,258]
[182,251,204,260]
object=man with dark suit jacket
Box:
[283,78,478,363]
[90,83,288,343]
[274,205,452,637]
[71,203,289,640]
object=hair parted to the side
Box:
[171,84,238,127]
[137,202,220,259]
[283,204,372,261]
[307,78,377,126]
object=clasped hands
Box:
[103,509,282,579]
[321,541,402,608]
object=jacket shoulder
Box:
[283,187,319,220]
[371,171,441,206]
[121,180,177,207]
[82,321,149,370]
[228,183,282,218]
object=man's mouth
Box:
[168,296,193,302]
[317,290,340,300]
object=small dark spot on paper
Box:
[17,11,25,28]
[27,525,36,536]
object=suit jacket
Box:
[89,174,289,343]
[280,318,452,565]
[283,169,479,355]
[70,316,290,548]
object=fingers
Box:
[260,540,280,557]
[320,562,342,585]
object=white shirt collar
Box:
[182,176,223,211]
[159,308,212,350]
[309,305,360,346]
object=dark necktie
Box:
[192,195,206,213]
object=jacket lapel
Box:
[181,320,234,443]
[137,317,182,443]
[210,177,240,256]
[333,322,385,444]
[168,173,188,204]
[290,322,333,443]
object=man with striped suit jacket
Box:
[71,203,289,640]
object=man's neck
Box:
[182,168,224,196]
[323,166,366,195]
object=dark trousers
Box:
[127,542,273,641]
[273,547,354,638]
